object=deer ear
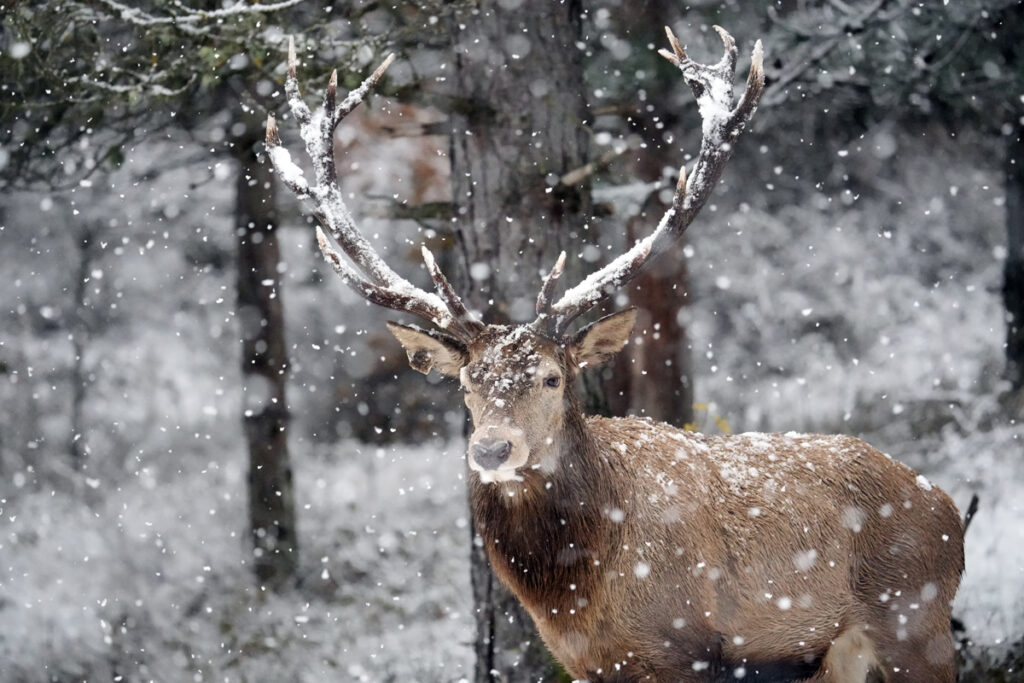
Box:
[568,308,638,369]
[386,321,468,377]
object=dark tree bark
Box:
[1005,123,1024,400]
[608,200,694,427]
[448,2,591,679]
[234,132,298,591]
[69,223,100,470]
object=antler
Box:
[265,38,485,340]
[534,26,765,338]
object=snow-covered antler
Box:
[265,38,485,340]
[534,26,765,338]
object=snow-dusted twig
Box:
[66,71,195,99]
[98,0,308,29]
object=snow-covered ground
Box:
[0,441,474,681]
[938,422,1024,654]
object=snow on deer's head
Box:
[387,310,636,482]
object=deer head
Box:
[387,310,638,482]
[265,27,764,482]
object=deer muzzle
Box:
[467,424,529,482]
[471,438,512,470]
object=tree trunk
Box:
[1005,122,1024,396]
[607,193,694,427]
[448,2,591,679]
[69,224,97,470]
[234,133,298,591]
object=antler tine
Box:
[672,163,688,209]
[324,69,338,123]
[317,69,340,186]
[711,25,737,75]
[314,229,456,329]
[534,251,566,319]
[265,114,311,199]
[661,26,688,65]
[731,40,765,135]
[284,36,311,126]
[334,53,396,130]
[540,244,651,337]
[266,112,279,146]
[266,46,482,340]
[541,28,764,338]
[421,246,486,337]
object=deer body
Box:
[453,327,963,682]
[473,414,963,681]
[266,25,964,682]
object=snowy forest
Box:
[1,0,1023,680]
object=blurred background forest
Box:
[1,0,1023,680]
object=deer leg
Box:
[807,622,956,683]
[859,584,958,682]
[806,626,887,683]
[868,629,957,682]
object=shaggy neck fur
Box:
[468,390,625,618]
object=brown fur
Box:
[396,324,965,682]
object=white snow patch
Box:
[841,505,865,533]
[793,549,818,572]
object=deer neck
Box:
[468,396,622,614]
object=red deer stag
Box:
[265,27,965,683]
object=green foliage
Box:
[0,0,395,190]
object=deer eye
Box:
[544,376,561,389]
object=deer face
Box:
[388,309,637,483]
[459,326,566,482]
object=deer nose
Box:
[472,438,512,470]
